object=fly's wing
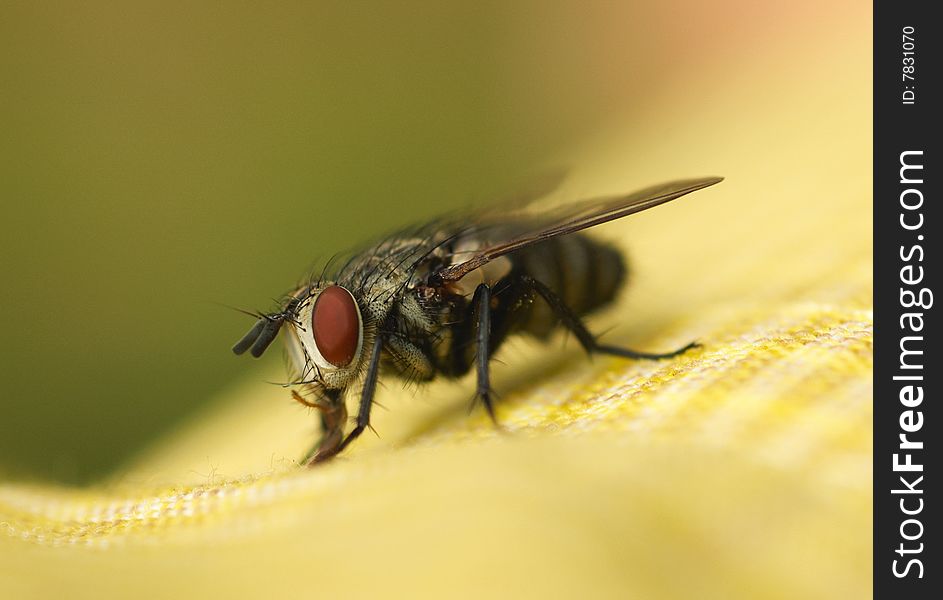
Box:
[434,176,723,283]
[493,167,569,210]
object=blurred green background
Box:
[1,2,697,483]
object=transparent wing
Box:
[492,166,569,210]
[434,176,723,283]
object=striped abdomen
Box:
[432,232,627,378]
[510,233,627,338]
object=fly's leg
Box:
[306,333,385,465]
[519,274,699,359]
[471,283,498,423]
[295,389,346,465]
[337,334,385,454]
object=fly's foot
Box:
[302,428,345,466]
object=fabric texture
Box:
[1,13,871,599]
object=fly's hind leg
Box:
[592,341,700,360]
[519,274,700,359]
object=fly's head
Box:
[233,283,368,398]
[287,284,367,391]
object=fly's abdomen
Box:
[436,233,627,377]
[513,233,627,337]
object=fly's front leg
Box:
[296,388,347,465]
[520,275,699,359]
[306,333,386,465]
[471,283,498,423]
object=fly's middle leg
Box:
[471,282,499,424]
[519,274,700,360]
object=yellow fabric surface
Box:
[1,11,870,600]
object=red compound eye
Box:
[312,286,361,367]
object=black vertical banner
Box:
[875,1,938,596]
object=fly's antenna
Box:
[231,296,303,358]
[232,316,283,357]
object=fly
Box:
[233,176,723,464]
